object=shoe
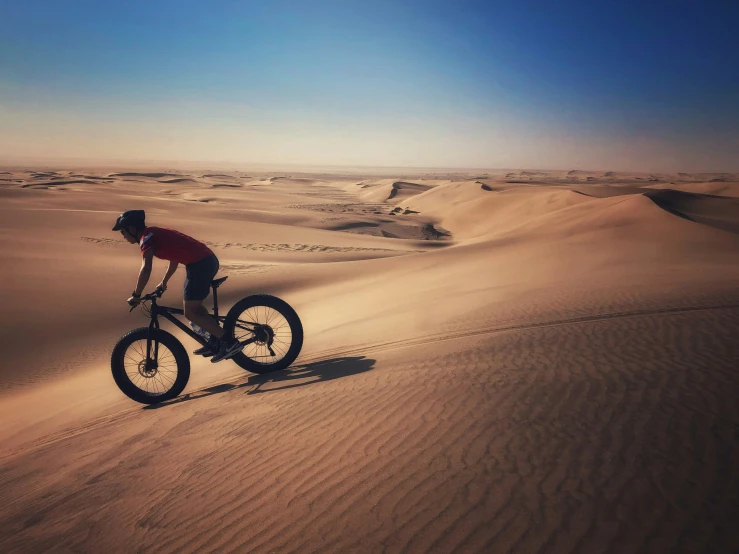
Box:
[193,340,218,357]
[193,346,215,357]
[210,338,244,363]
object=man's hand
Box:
[127,296,142,307]
[156,281,167,293]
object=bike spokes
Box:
[123,339,179,396]
[234,305,293,364]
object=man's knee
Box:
[184,301,202,320]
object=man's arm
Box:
[133,249,154,296]
[158,260,179,291]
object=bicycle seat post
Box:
[211,276,227,318]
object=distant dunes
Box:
[110,172,184,178]
[21,179,99,188]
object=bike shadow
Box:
[144,355,375,410]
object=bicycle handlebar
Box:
[142,288,165,301]
[128,287,165,311]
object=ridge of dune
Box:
[644,180,739,198]
[566,169,597,175]
[269,177,324,185]
[400,179,739,245]
[158,178,198,184]
[387,181,434,200]
[110,172,185,178]
[481,191,739,253]
[69,174,115,179]
[643,188,739,234]
[21,179,101,188]
[359,180,435,203]
[403,181,590,240]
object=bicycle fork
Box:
[146,316,160,369]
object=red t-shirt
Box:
[139,227,213,265]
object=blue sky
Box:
[2,0,738,171]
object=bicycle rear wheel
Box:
[111,327,190,404]
[225,294,303,374]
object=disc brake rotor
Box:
[137,358,158,378]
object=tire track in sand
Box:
[304,301,739,363]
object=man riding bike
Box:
[113,209,242,363]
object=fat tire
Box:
[111,327,190,405]
[225,294,303,374]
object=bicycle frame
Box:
[141,285,258,367]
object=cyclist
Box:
[113,209,242,363]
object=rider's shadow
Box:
[245,356,376,395]
[145,356,375,409]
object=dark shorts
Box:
[184,253,220,301]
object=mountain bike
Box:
[111,276,303,405]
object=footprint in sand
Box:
[203,241,396,253]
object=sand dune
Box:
[269,177,324,185]
[69,174,116,180]
[644,180,739,197]
[386,181,434,200]
[110,172,185,178]
[21,179,101,188]
[401,182,588,239]
[159,178,198,184]
[1,166,738,553]
[359,180,435,203]
[644,188,739,234]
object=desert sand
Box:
[1,166,738,553]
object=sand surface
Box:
[1,166,738,553]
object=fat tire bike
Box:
[111,276,303,405]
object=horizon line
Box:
[1,155,736,176]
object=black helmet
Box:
[112,209,146,231]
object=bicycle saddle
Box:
[212,276,228,289]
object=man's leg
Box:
[183,254,240,362]
[184,300,224,339]
[185,299,243,362]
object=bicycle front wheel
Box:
[111,327,190,404]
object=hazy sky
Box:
[2,0,738,171]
